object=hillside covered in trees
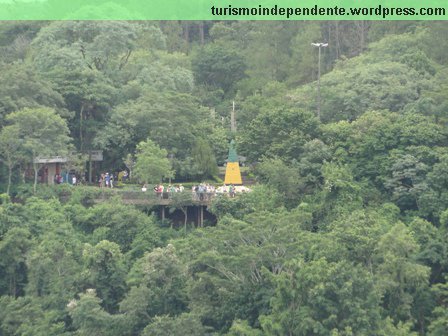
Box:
[1,21,448,335]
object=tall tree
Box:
[0,125,24,195]
[141,313,207,336]
[68,289,126,336]
[123,244,188,329]
[134,138,173,184]
[191,43,246,93]
[82,241,127,313]
[0,228,32,297]
[0,63,65,125]
[31,21,142,74]
[260,259,381,335]
[95,90,209,164]
[239,107,320,162]
[191,137,218,180]
[47,69,116,152]
[6,107,72,193]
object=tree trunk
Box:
[360,21,365,52]
[88,152,92,183]
[357,21,365,54]
[80,103,85,152]
[33,162,38,194]
[199,21,205,45]
[19,163,25,184]
[7,165,12,195]
[335,21,341,59]
[11,273,16,297]
[184,208,187,233]
[183,21,190,53]
[182,207,189,229]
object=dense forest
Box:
[1,20,448,335]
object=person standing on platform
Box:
[105,173,110,188]
[229,184,235,198]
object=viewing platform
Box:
[92,190,228,226]
[93,190,227,206]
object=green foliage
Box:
[322,111,446,194]
[226,319,263,336]
[68,289,127,336]
[0,227,32,297]
[26,235,82,307]
[141,313,207,336]
[208,185,282,220]
[235,82,287,129]
[260,258,381,335]
[134,138,174,184]
[46,68,116,151]
[321,162,363,211]
[327,204,399,265]
[192,43,246,93]
[384,153,429,210]
[128,56,194,94]
[11,103,67,143]
[291,30,437,123]
[255,140,331,207]
[94,90,209,164]
[83,200,158,253]
[82,240,127,312]
[0,296,66,336]
[174,207,333,332]
[0,125,25,194]
[124,244,188,327]
[376,317,418,336]
[239,107,320,162]
[31,21,141,74]
[2,21,448,336]
[288,23,322,85]
[374,222,430,321]
[190,137,219,180]
[0,63,65,124]
[318,62,422,122]
[6,107,72,193]
[429,279,448,336]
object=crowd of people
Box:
[53,170,126,187]
[192,183,219,201]
[98,172,115,188]
[97,170,129,188]
[64,167,250,200]
[53,173,81,186]
[139,182,246,200]
[152,184,185,196]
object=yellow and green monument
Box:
[224,139,242,185]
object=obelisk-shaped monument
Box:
[224,139,242,185]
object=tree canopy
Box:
[1,20,448,336]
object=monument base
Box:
[224,162,242,185]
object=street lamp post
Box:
[311,42,328,120]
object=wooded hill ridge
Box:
[1,21,448,335]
